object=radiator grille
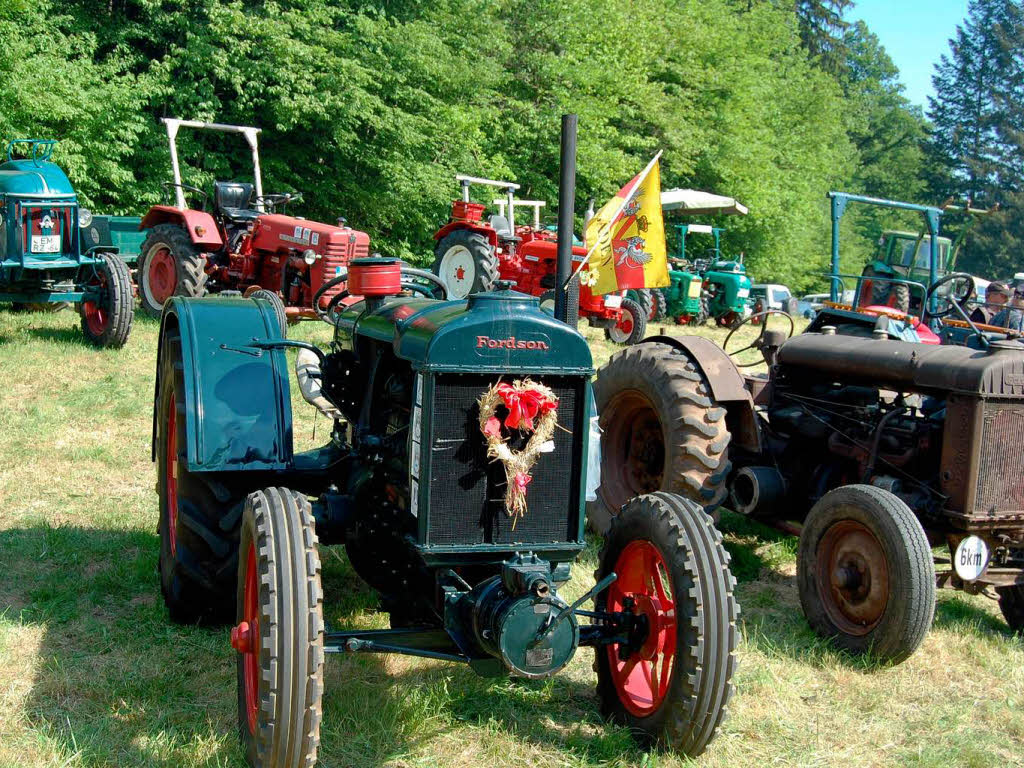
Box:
[320,239,368,304]
[975,401,1024,513]
[425,374,583,546]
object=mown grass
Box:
[1,306,1022,768]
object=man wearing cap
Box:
[991,284,1024,332]
[971,281,1011,324]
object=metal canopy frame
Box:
[162,118,264,211]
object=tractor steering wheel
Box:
[161,181,209,210]
[312,265,449,325]
[257,192,302,212]
[925,272,975,320]
[723,309,795,367]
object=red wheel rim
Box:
[147,247,176,304]
[617,310,634,336]
[166,396,179,556]
[81,268,110,335]
[243,544,260,734]
[606,540,677,716]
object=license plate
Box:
[737,287,750,298]
[688,282,702,298]
[31,235,61,253]
[603,294,623,309]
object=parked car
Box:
[796,290,854,319]
[751,283,796,316]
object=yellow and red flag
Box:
[584,156,668,295]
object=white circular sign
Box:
[954,535,990,582]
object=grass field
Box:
[1,306,1022,768]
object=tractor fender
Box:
[641,334,759,451]
[152,296,293,473]
[140,205,224,248]
[433,221,498,249]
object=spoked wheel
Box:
[234,487,324,768]
[605,297,646,344]
[797,484,935,664]
[431,229,499,299]
[589,341,731,533]
[595,493,738,756]
[78,252,133,348]
[139,223,208,317]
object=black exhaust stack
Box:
[555,114,577,324]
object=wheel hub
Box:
[817,520,889,635]
[231,620,256,654]
[147,246,177,304]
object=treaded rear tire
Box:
[595,492,738,757]
[156,330,260,624]
[650,289,667,321]
[797,484,935,664]
[249,289,287,338]
[997,585,1024,634]
[431,229,499,299]
[236,487,324,768]
[589,341,731,533]
[139,223,208,318]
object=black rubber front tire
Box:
[997,586,1024,634]
[604,297,647,345]
[156,330,259,624]
[431,229,499,299]
[236,487,324,768]
[589,341,731,533]
[595,493,738,757]
[249,289,287,338]
[139,223,208,318]
[797,484,935,664]
[79,252,134,348]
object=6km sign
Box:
[954,535,990,582]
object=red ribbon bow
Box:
[496,383,557,431]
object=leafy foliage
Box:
[927,0,1024,278]
[0,0,937,292]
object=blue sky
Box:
[849,0,969,109]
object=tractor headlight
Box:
[78,208,93,228]
[303,248,317,265]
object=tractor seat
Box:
[489,214,512,238]
[213,181,259,224]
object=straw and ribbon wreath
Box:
[477,379,559,526]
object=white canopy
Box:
[660,188,748,216]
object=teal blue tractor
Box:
[0,139,133,346]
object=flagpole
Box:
[563,150,663,290]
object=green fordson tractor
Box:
[0,139,133,346]
[151,252,738,765]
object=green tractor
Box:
[149,129,738,768]
[659,190,752,327]
[835,191,995,315]
[0,139,133,346]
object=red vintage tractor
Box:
[137,119,369,326]
[431,175,647,344]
